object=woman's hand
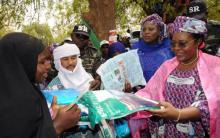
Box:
[51,96,59,120]
[123,80,132,93]
[148,101,179,121]
[52,101,81,136]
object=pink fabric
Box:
[130,51,220,138]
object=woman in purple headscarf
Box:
[132,14,174,82]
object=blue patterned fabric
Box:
[132,38,174,82]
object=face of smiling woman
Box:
[171,32,199,65]
[35,47,52,83]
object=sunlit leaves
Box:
[0,0,42,29]
[207,0,220,21]
[22,22,54,45]
[1,0,219,41]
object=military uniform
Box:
[80,45,102,78]
[204,20,220,56]
[186,0,220,56]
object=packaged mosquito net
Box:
[78,90,160,127]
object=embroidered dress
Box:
[148,67,210,137]
[132,52,220,138]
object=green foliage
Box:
[0,0,42,30]
[1,0,220,43]
[115,0,144,32]
[22,22,54,45]
[115,0,178,31]
[207,0,220,21]
[115,0,220,32]
[72,0,89,21]
[46,0,89,43]
[0,27,13,38]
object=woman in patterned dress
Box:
[130,17,220,138]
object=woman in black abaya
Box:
[0,32,80,138]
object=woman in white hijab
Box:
[47,43,94,93]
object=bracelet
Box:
[174,109,181,122]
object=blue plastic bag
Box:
[42,89,80,105]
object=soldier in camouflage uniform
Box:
[187,0,220,56]
[71,24,102,90]
[205,20,220,56]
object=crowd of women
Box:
[0,1,220,138]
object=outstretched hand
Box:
[148,101,179,120]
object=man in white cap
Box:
[47,43,94,93]
[100,40,110,63]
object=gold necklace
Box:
[180,51,199,66]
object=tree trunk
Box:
[83,0,116,40]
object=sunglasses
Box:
[75,33,89,41]
[171,39,195,48]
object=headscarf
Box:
[141,13,168,41]
[171,16,207,34]
[171,16,207,48]
[0,33,56,137]
[180,18,207,34]
[53,43,94,93]
[170,16,188,33]
[108,42,126,58]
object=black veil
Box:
[0,33,56,137]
